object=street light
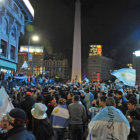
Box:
[133,50,140,84]
[32,35,39,41]
[133,51,140,57]
[27,35,40,75]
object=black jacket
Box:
[32,117,53,140]
[0,126,35,140]
[127,109,140,140]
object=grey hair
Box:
[106,97,115,106]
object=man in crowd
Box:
[12,91,35,130]
[116,90,127,114]
[84,88,94,110]
[68,95,87,140]
[0,108,35,140]
[126,96,140,140]
[99,95,107,108]
[87,97,130,140]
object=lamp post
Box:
[27,35,40,75]
[32,35,39,42]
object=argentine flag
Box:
[84,77,90,83]
[87,106,130,140]
[21,61,28,69]
[111,68,136,87]
[0,87,14,121]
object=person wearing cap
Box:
[31,103,53,140]
[0,108,35,140]
[126,96,140,140]
[50,98,69,140]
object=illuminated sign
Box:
[97,45,102,56]
[133,51,140,56]
[20,45,43,53]
[89,45,97,56]
[89,45,102,56]
[23,0,34,18]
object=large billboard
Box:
[89,45,102,56]
[20,45,43,53]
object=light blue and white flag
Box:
[50,105,69,128]
[14,75,28,80]
[100,83,105,92]
[111,68,136,87]
[84,77,90,83]
[21,61,28,69]
[0,87,14,121]
[87,106,130,140]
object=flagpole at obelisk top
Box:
[71,0,81,83]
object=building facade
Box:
[17,44,44,76]
[44,59,69,81]
[0,0,34,73]
[87,55,122,82]
[17,52,44,76]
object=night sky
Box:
[20,0,140,64]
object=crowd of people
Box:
[0,73,140,140]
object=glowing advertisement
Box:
[20,45,43,53]
[89,45,102,56]
[97,45,102,56]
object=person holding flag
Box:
[87,97,130,140]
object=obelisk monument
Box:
[71,0,81,83]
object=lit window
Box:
[1,40,7,57]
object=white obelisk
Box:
[71,0,81,83]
